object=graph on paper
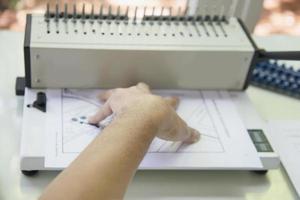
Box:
[44,89,262,169]
[60,89,224,154]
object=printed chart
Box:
[60,89,224,153]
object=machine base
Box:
[22,170,39,176]
[19,90,280,173]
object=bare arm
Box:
[40,83,200,200]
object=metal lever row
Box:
[45,3,228,24]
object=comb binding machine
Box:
[18,2,300,175]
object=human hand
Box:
[88,83,200,143]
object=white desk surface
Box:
[0,31,300,200]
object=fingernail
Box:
[192,131,201,142]
[187,130,201,143]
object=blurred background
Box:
[0,0,299,35]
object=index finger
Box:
[174,115,201,143]
[164,97,179,109]
[98,89,114,102]
[88,102,113,124]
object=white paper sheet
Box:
[45,89,262,169]
[267,121,300,197]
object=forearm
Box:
[40,112,158,200]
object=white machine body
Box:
[20,2,280,173]
[25,13,256,90]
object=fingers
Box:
[156,110,200,143]
[98,89,114,102]
[137,82,180,109]
[136,82,150,92]
[184,128,201,143]
[173,122,200,143]
[88,103,113,124]
[174,116,200,143]
[98,83,150,102]
[164,97,179,109]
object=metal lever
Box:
[33,92,47,112]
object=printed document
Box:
[45,89,262,169]
[267,121,300,197]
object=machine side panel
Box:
[24,14,32,87]
[237,18,260,90]
[20,89,46,170]
[29,47,253,90]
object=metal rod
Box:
[125,6,129,18]
[90,4,94,23]
[133,6,138,23]
[55,2,59,22]
[45,2,50,21]
[219,5,225,22]
[193,2,199,22]
[258,51,300,61]
[184,6,189,16]
[151,7,155,20]
[108,5,112,19]
[177,7,181,21]
[116,5,120,20]
[98,4,103,20]
[160,7,164,17]
[64,3,68,22]
[184,6,189,22]
[81,3,85,23]
[143,6,147,19]
[72,4,76,22]
[169,6,172,22]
